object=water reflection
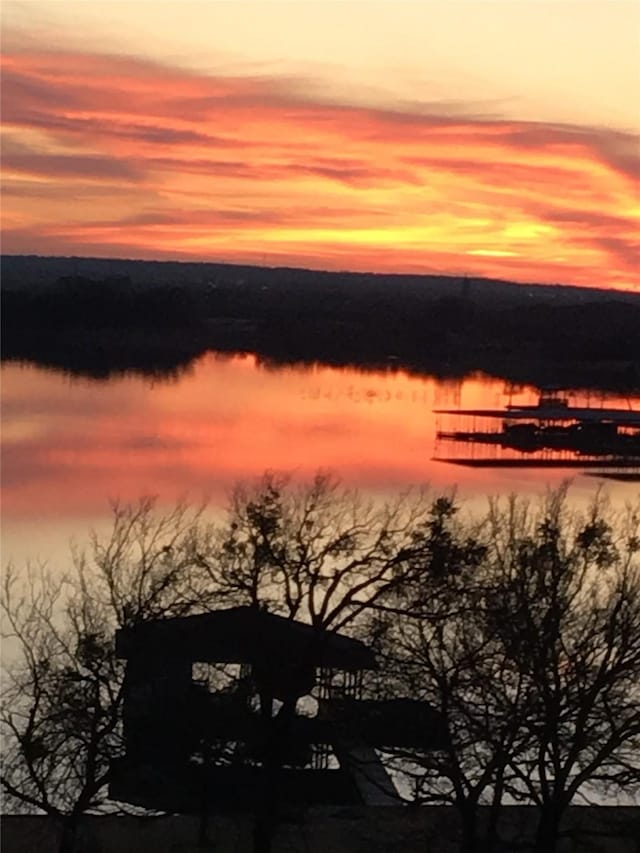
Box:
[2,353,639,564]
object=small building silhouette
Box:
[110,606,446,813]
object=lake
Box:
[2,353,638,566]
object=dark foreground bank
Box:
[3,808,639,853]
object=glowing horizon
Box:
[1,2,639,291]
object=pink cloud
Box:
[1,45,638,290]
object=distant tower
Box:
[461,275,471,302]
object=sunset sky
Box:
[2,0,639,290]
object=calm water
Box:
[2,353,639,565]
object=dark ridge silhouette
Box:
[2,332,204,381]
[2,255,639,391]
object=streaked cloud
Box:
[3,139,145,182]
[1,45,638,290]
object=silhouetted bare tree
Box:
[485,490,640,852]
[1,565,123,853]
[369,496,530,853]
[1,482,437,851]
[3,483,640,853]
[1,498,214,852]
[375,489,640,853]
[192,472,447,852]
[202,470,436,632]
[79,496,215,626]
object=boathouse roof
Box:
[115,605,376,671]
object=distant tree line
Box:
[2,266,639,390]
[2,275,203,330]
[2,475,640,852]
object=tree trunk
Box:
[534,803,562,853]
[253,811,273,853]
[484,767,506,853]
[459,805,479,853]
[58,818,78,853]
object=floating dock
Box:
[433,392,640,473]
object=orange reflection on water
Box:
[2,355,638,563]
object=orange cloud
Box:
[1,46,638,290]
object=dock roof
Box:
[115,606,376,671]
[434,405,640,427]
